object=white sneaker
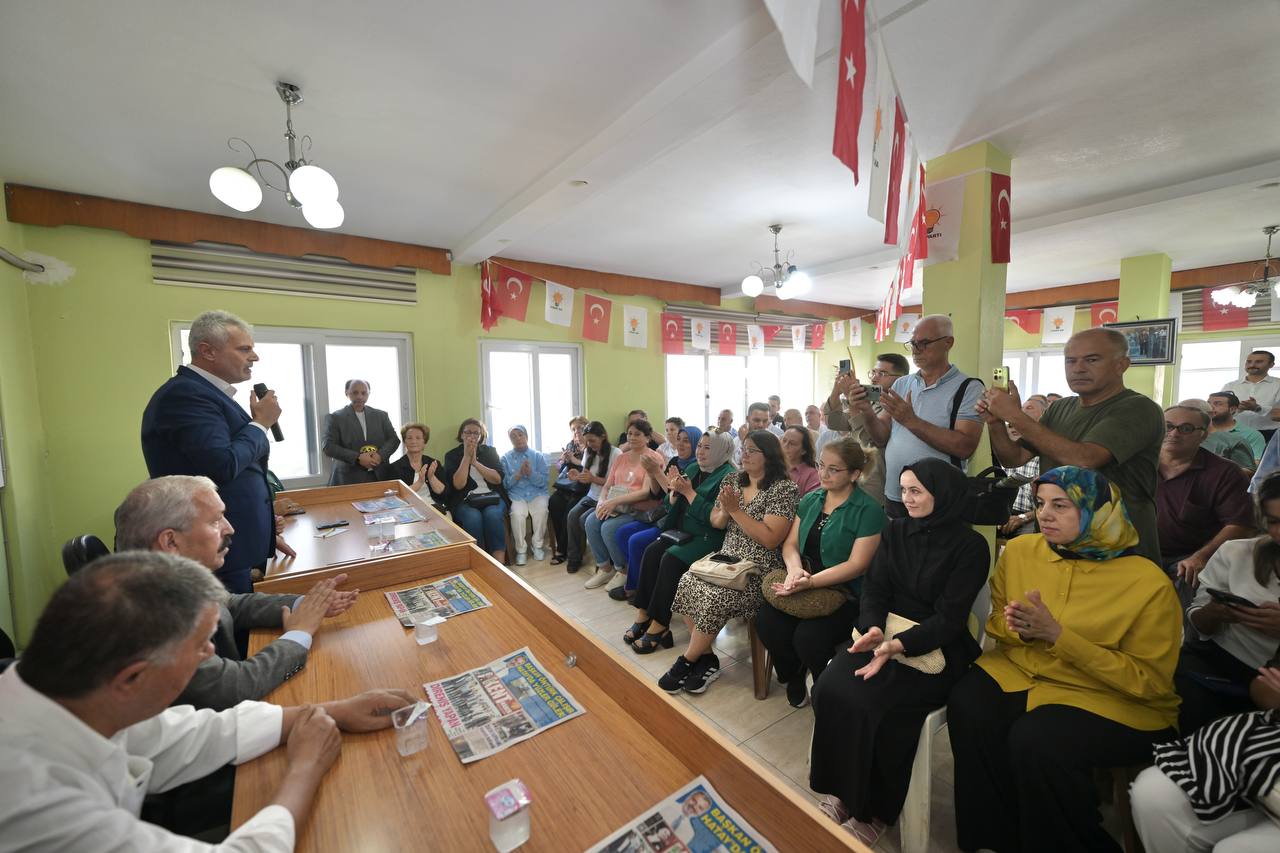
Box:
[515,552,527,566]
[584,568,614,589]
[532,547,546,561]
[605,572,626,591]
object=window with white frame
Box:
[664,351,815,430]
[1001,349,1069,397]
[172,324,415,487]
[480,341,583,455]
[1175,336,1280,403]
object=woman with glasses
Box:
[755,438,885,708]
[781,425,821,497]
[443,418,508,563]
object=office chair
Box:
[61,534,110,576]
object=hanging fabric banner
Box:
[762,324,783,344]
[1005,309,1043,334]
[1041,306,1075,344]
[544,280,574,327]
[1090,301,1119,327]
[791,325,806,351]
[832,319,845,341]
[832,0,868,183]
[893,312,920,343]
[661,312,685,354]
[921,175,963,266]
[882,98,908,246]
[717,321,737,356]
[480,260,499,331]
[991,172,1012,263]
[747,324,765,356]
[809,323,826,350]
[581,293,612,343]
[492,262,533,323]
[762,0,822,87]
[691,317,711,350]
[848,317,863,346]
[865,35,894,223]
[1203,290,1250,331]
[622,305,648,349]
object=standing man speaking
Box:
[142,310,293,593]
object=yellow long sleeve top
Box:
[977,534,1182,732]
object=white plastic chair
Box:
[899,581,991,853]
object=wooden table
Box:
[231,543,866,852]
[258,480,473,594]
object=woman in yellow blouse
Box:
[947,465,1182,853]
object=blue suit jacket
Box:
[141,366,272,592]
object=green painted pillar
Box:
[1117,253,1172,401]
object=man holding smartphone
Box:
[825,353,909,508]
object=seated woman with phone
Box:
[625,431,737,652]
[1177,472,1280,734]
[659,430,798,695]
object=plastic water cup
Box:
[414,615,445,645]
[391,702,430,757]
[485,779,532,852]
[367,518,392,552]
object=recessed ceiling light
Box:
[569,180,589,187]
[1257,182,1280,190]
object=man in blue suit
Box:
[141,310,293,593]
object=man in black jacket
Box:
[114,475,359,710]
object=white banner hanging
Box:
[747,324,766,356]
[791,325,806,351]
[1041,306,1075,344]
[691,317,711,350]
[832,319,845,341]
[921,175,964,266]
[848,317,863,346]
[544,281,574,327]
[622,305,648,349]
[893,313,920,343]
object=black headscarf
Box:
[900,458,971,532]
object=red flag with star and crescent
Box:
[809,323,826,350]
[991,172,1011,263]
[761,325,783,344]
[661,312,685,354]
[1005,309,1042,334]
[1202,290,1249,331]
[492,262,533,323]
[480,260,499,331]
[883,98,908,246]
[718,321,737,355]
[832,0,868,183]
[1090,301,1119,327]
[581,293,612,343]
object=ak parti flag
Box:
[809,323,826,350]
[883,98,907,246]
[661,312,685,354]
[717,321,737,355]
[1090,301,1119,327]
[581,293,612,342]
[832,0,867,183]
[991,172,1012,263]
[492,262,533,323]
[480,261,499,331]
[1005,309,1042,334]
[1202,290,1250,331]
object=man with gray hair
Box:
[0,551,414,850]
[979,327,1165,563]
[142,309,291,594]
[115,475,357,710]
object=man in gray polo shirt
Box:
[847,314,984,517]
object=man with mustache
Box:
[114,475,358,711]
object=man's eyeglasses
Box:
[904,336,949,353]
[1164,422,1205,435]
[868,369,903,379]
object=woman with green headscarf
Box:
[948,465,1182,853]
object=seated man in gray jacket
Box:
[115,475,359,710]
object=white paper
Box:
[848,317,863,346]
[1041,306,1075,344]
[622,304,648,348]
[922,175,964,266]
[791,325,806,351]
[747,323,765,356]
[690,317,710,351]
[893,312,920,343]
[544,281,574,327]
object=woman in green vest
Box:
[625,431,737,653]
[756,438,886,707]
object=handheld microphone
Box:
[252,383,285,442]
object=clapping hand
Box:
[718,481,741,515]
[519,458,532,478]
[671,473,695,501]
[879,388,920,428]
[640,454,662,474]
[1006,590,1061,643]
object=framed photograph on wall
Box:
[1103,318,1177,365]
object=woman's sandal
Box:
[632,630,674,654]
[622,621,651,645]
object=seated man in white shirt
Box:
[0,551,414,852]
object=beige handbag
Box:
[850,612,945,675]
[688,552,760,591]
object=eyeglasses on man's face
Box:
[1163,422,1204,435]
[904,336,949,353]
[868,368,902,379]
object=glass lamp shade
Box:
[1210,286,1238,306]
[774,280,794,300]
[1231,289,1257,309]
[741,274,764,297]
[786,270,812,297]
[302,200,345,229]
[209,166,263,212]
[289,164,339,205]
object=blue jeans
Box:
[620,523,660,590]
[452,499,508,552]
[584,511,632,568]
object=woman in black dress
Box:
[389,422,448,511]
[807,458,989,846]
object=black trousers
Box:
[948,667,1174,853]
[547,486,584,558]
[1174,640,1258,736]
[634,537,688,628]
[565,497,596,569]
[754,598,859,683]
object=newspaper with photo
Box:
[384,573,492,627]
[385,530,451,554]
[586,776,777,853]
[424,647,583,764]
[362,506,426,525]
[351,495,409,513]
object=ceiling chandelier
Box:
[1211,224,1279,309]
[208,82,344,229]
[741,224,812,300]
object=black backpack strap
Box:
[948,377,983,467]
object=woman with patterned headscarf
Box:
[948,465,1183,853]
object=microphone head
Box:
[253,383,268,398]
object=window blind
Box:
[664,304,834,351]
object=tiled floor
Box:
[514,555,965,852]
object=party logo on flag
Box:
[791,325,806,351]
[921,175,963,266]
[848,317,863,346]
[747,323,765,356]
[661,312,685,354]
[623,305,648,349]
[1041,306,1075,344]
[545,281,574,327]
[691,318,710,351]
[893,313,920,343]
[832,319,845,341]
[718,322,737,356]
[1090,301,1119,327]
[582,293,612,343]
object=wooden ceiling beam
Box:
[752,294,874,320]
[1003,259,1269,309]
[4,184,452,274]
[493,256,722,306]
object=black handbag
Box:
[465,492,502,509]
[964,465,1021,526]
[658,529,693,546]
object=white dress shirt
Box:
[0,666,292,852]
[1188,536,1280,669]
[1223,375,1280,433]
[186,364,270,438]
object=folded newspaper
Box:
[384,573,492,627]
[424,648,583,764]
[362,506,426,525]
[586,776,777,853]
[351,495,409,513]
[385,530,451,554]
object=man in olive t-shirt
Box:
[977,328,1165,563]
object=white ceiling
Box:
[2,0,1278,308]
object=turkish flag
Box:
[883,98,907,246]
[761,324,783,344]
[832,0,867,183]
[581,293,612,342]
[718,321,737,355]
[1005,309,1042,334]
[1090,301,1119,327]
[991,172,1011,263]
[492,262,533,322]
[809,323,826,350]
[661,312,684,354]
[480,260,499,331]
[1202,289,1250,331]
